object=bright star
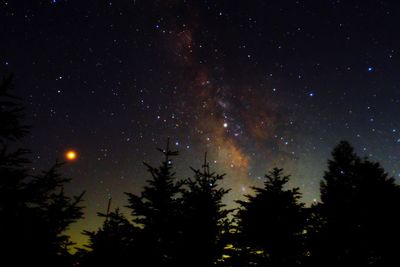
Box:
[65,150,78,161]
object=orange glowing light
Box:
[66,150,77,161]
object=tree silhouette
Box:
[235,168,306,267]
[125,139,182,267]
[177,153,230,267]
[23,163,85,266]
[4,74,400,266]
[0,75,84,266]
[0,74,29,142]
[309,141,400,266]
[79,208,137,267]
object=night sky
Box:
[2,0,400,247]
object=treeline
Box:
[1,75,400,267]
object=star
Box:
[65,150,78,161]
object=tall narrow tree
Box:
[309,141,400,266]
[125,139,181,267]
[177,153,230,267]
[235,168,306,267]
[0,74,29,141]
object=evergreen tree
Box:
[0,74,31,239]
[22,163,84,266]
[0,75,84,266]
[125,139,182,267]
[79,208,137,267]
[177,153,230,267]
[0,74,29,141]
[235,168,306,267]
[309,141,400,266]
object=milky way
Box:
[155,2,302,203]
[2,0,400,247]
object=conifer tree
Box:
[235,168,306,267]
[0,75,84,266]
[177,153,230,267]
[0,74,29,141]
[309,141,400,266]
[23,163,84,266]
[79,208,137,267]
[0,74,31,235]
[125,139,181,267]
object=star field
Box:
[2,0,400,247]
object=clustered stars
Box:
[4,0,400,247]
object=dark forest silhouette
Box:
[0,75,84,266]
[2,75,400,266]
